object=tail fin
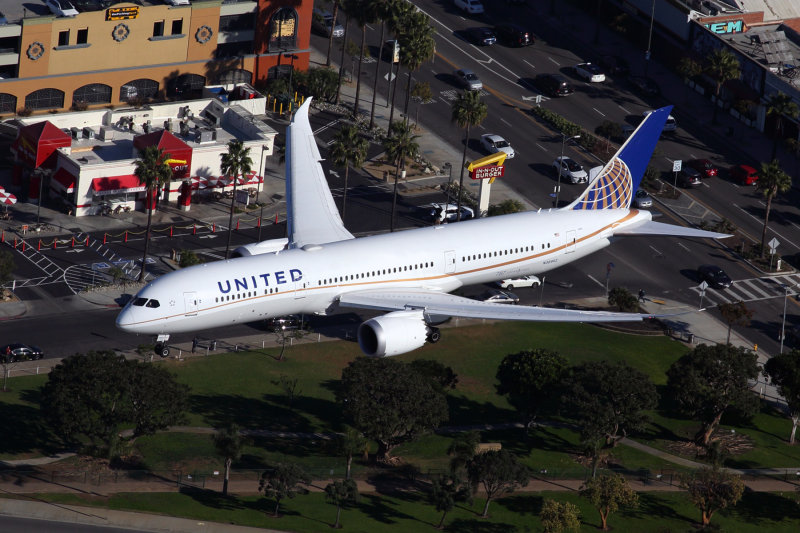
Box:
[567,106,672,211]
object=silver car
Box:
[632,189,653,208]
[480,289,520,304]
[454,68,483,91]
[312,9,345,38]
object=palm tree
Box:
[399,11,435,123]
[212,423,244,497]
[350,0,381,121]
[451,90,488,221]
[705,48,740,124]
[677,56,702,102]
[335,9,351,105]
[369,0,399,129]
[220,140,253,259]
[134,146,173,282]
[329,123,368,220]
[325,0,341,67]
[386,0,415,130]
[382,120,420,231]
[767,92,799,160]
[757,159,792,258]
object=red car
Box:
[730,164,758,185]
[689,159,718,178]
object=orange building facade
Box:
[0,0,312,115]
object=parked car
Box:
[497,276,540,289]
[730,164,759,185]
[0,343,44,363]
[480,289,520,304]
[45,0,79,17]
[428,203,474,223]
[163,0,191,5]
[632,189,653,208]
[697,264,732,289]
[574,62,606,83]
[494,23,532,46]
[466,27,496,46]
[311,9,345,38]
[553,156,588,184]
[454,68,483,91]
[454,0,485,14]
[480,134,515,158]
[267,315,308,331]
[599,55,630,77]
[629,76,660,96]
[688,159,719,178]
[643,110,677,131]
[534,73,573,97]
[678,167,702,188]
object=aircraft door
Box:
[294,280,307,299]
[444,250,456,273]
[565,230,576,254]
[184,292,198,316]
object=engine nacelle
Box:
[358,310,429,357]
[232,238,289,258]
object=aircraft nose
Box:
[115,306,137,332]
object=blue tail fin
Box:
[567,106,673,210]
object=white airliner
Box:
[117,99,726,357]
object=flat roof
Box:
[0,1,168,24]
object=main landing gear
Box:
[154,334,171,358]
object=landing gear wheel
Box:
[155,343,170,358]
[428,327,441,343]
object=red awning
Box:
[52,167,76,193]
[92,175,146,196]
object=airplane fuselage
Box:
[116,207,650,335]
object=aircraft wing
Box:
[339,288,646,322]
[614,220,730,239]
[285,98,354,248]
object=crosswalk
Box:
[689,274,800,306]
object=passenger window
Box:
[132,298,148,306]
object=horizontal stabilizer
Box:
[614,220,730,239]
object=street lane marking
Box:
[500,118,512,127]
[617,104,631,114]
[593,107,606,117]
[587,274,605,289]
[548,57,560,66]
[535,143,546,151]
[523,59,536,69]
[649,245,663,257]
[677,242,691,252]
[735,204,800,250]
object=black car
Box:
[534,73,573,97]
[677,167,702,188]
[629,76,660,96]
[1,343,44,363]
[599,55,630,77]
[698,265,732,289]
[494,23,532,47]
[466,27,496,46]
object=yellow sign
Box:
[107,6,139,21]
[466,153,507,183]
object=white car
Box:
[574,62,606,83]
[553,156,588,184]
[497,276,541,290]
[428,203,475,223]
[164,0,191,5]
[480,289,519,304]
[643,110,677,131]
[454,0,485,14]
[480,134,515,159]
[45,0,79,17]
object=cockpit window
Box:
[132,298,148,306]
[145,300,160,308]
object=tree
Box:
[259,462,311,517]
[398,11,435,121]
[682,467,745,526]
[0,249,14,286]
[410,81,432,127]
[667,344,759,447]
[324,0,341,67]
[467,449,530,518]
[219,140,253,259]
[677,56,702,102]
[447,430,480,475]
[324,478,358,529]
[608,287,638,312]
[717,301,753,344]
[767,92,799,160]
[487,199,524,216]
[303,67,339,102]
[39,351,188,458]
[429,474,471,529]
[540,498,581,533]
[452,90,488,221]
[338,426,368,479]
[382,120,420,231]
[384,0,416,128]
[212,423,244,496]
[705,48,740,124]
[580,473,638,531]
[495,349,569,432]
[757,159,792,258]
[764,351,800,444]
[329,123,368,220]
[337,357,448,461]
[409,358,459,392]
[134,146,173,282]
[348,0,380,120]
[368,0,395,129]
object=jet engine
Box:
[358,310,440,357]
[231,238,289,258]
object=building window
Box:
[25,88,65,110]
[121,78,159,100]
[168,73,205,97]
[172,19,183,35]
[268,8,297,51]
[153,21,164,38]
[58,30,69,47]
[73,84,111,105]
[77,28,88,44]
[218,69,252,85]
[0,93,16,114]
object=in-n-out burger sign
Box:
[466,152,509,183]
[471,165,505,180]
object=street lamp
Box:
[644,0,656,77]
[556,134,580,208]
[780,284,796,354]
[442,162,452,202]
